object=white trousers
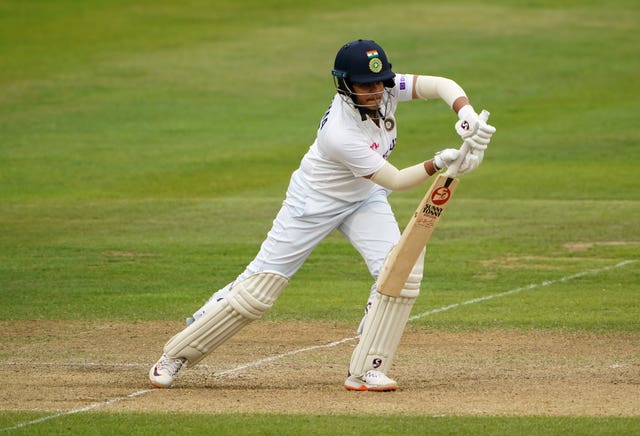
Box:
[239,169,401,283]
[193,169,402,318]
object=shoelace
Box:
[158,355,185,376]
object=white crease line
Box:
[410,259,637,321]
[1,389,153,432]
[214,337,356,377]
[1,259,635,432]
[4,361,149,368]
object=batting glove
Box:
[455,105,496,141]
[433,148,460,170]
[434,147,482,175]
[466,121,495,165]
[456,153,481,176]
[455,105,480,139]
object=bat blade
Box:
[377,174,459,297]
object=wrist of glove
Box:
[455,105,497,143]
[455,105,479,139]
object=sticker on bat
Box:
[421,203,443,217]
[430,186,452,206]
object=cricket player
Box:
[149,39,495,391]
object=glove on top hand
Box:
[455,105,496,165]
[455,105,496,143]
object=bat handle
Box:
[445,109,490,177]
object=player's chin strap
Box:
[334,80,392,122]
[445,109,490,177]
[349,249,425,378]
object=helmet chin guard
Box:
[333,76,392,121]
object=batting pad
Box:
[164,271,289,365]
[349,291,416,377]
[349,249,424,377]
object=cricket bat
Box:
[376,110,490,297]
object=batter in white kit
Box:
[149,39,495,391]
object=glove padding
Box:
[433,148,481,176]
[456,152,481,176]
[455,105,496,142]
[433,148,459,170]
[466,123,496,165]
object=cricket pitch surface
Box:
[2,320,638,416]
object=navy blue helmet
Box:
[332,39,395,88]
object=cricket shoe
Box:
[344,370,397,392]
[149,353,186,388]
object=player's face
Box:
[352,81,384,111]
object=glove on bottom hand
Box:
[433,148,459,170]
[434,148,481,176]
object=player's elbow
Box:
[370,162,429,192]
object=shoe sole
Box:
[344,383,397,392]
[149,379,170,389]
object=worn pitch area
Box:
[2,320,638,416]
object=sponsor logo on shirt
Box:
[382,137,396,159]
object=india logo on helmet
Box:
[369,57,382,73]
[366,49,383,73]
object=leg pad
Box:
[349,249,424,376]
[164,271,288,365]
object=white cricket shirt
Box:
[299,74,414,202]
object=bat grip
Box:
[445,109,490,177]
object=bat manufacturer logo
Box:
[421,203,443,218]
[430,186,451,206]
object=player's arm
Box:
[411,75,496,147]
[365,150,465,192]
[411,75,469,112]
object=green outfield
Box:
[1,0,638,434]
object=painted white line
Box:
[4,361,149,368]
[214,337,356,377]
[1,259,635,432]
[0,389,153,432]
[409,259,637,321]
